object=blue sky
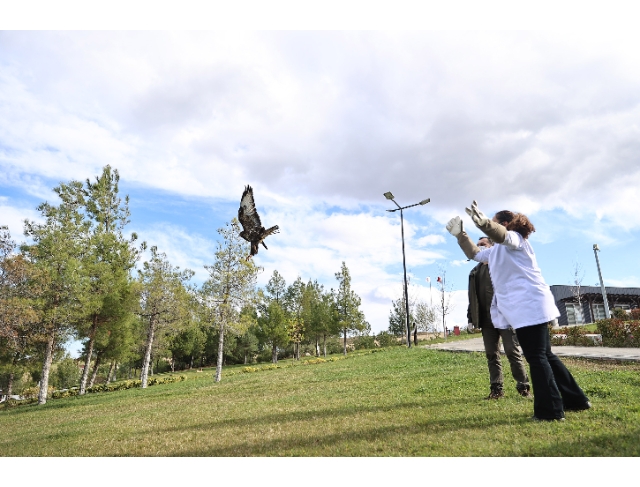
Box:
[2,7,640,356]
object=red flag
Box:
[437,276,442,283]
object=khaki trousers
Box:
[481,322,530,391]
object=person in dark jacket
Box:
[468,237,531,399]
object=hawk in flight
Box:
[238,185,279,260]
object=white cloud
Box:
[416,234,445,247]
[606,277,640,288]
[3,31,640,232]
[250,205,448,332]
[2,30,640,335]
[0,199,42,241]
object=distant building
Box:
[550,285,640,326]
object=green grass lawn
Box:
[2,347,639,456]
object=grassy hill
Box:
[2,346,639,456]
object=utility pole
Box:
[593,244,611,319]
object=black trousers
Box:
[515,322,589,419]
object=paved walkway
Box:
[424,337,640,362]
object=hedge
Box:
[51,375,187,399]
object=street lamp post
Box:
[384,191,430,348]
[593,244,611,319]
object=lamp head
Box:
[593,244,600,251]
[419,198,430,205]
[383,191,395,200]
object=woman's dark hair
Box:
[494,210,536,239]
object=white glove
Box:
[446,216,463,237]
[465,200,490,227]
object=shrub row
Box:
[550,326,600,347]
[21,385,55,400]
[51,375,187,399]
[595,318,640,348]
[0,397,37,408]
[240,355,348,374]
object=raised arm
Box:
[464,200,507,243]
[446,216,480,260]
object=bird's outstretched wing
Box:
[238,185,263,238]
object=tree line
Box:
[387,275,443,342]
[0,165,371,405]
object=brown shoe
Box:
[517,386,531,398]
[484,388,504,400]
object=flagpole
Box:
[437,275,446,339]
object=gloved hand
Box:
[446,216,463,237]
[465,200,490,228]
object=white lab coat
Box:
[473,230,559,330]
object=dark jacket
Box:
[467,262,494,328]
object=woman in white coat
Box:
[447,202,591,421]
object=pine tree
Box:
[256,270,291,363]
[284,277,306,360]
[137,246,194,388]
[235,317,260,365]
[301,280,339,357]
[22,181,91,404]
[256,298,290,363]
[202,219,259,382]
[334,262,366,356]
[76,165,141,394]
[388,296,411,337]
[0,226,39,397]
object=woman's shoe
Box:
[564,401,592,412]
[531,415,565,422]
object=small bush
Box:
[353,335,376,350]
[627,320,640,348]
[596,318,638,347]
[52,388,79,399]
[1,397,37,408]
[376,331,397,348]
[550,325,602,347]
[324,338,344,355]
[21,385,55,400]
[629,308,640,321]
[550,327,566,346]
[107,379,141,391]
[304,358,326,365]
[564,326,592,346]
[145,375,186,387]
[611,308,629,320]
